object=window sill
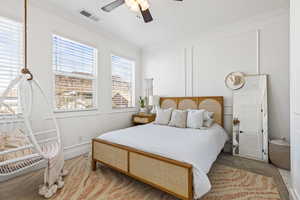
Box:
[51,108,99,119]
[111,107,138,113]
[47,108,138,120]
[54,108,98,114]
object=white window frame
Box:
[52,34,98,113]
[111,54,136,109]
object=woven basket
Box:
[269,139,290,170]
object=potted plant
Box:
[139,96,147,113]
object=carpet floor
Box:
[0,153,289,200]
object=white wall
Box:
[290,0,300,199]
[142,9,290,140]
[0,0,142,159]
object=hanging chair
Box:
[0,74,68,198]
[0,0,67,198]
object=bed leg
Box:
[92,159,97,171]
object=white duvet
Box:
[98,123,228,199]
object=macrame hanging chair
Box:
[0,0,67,198]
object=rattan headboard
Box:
[160,97,224,127]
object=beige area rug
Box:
[0,156,281,200]
[203,164,281,200]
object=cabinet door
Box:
[233,76,267,161]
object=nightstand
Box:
[132,113,156,125]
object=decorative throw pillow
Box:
[203,118,215,128]
[200,110,214,128]
[187,109,205,129]
[168,110,188,128]
[203,110,214,120]
[154,108,173,125]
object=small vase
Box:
[139,108,148,113]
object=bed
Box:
[92,97,228,200]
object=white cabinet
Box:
[232,75,268,162]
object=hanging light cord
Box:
[21,0,33,80]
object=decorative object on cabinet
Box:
[138,96,148,113]
[132,113,156,125]
[225,72,246,90]
[232,74,268,162]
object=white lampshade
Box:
[148,96,154,106]
[144,78,154,97]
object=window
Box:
[111,55,135,109]
[0,17,23,114]
[53,35,97,111]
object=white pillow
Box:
[154,108,173,125]
[187,109,205,129]
[169,110,188,128]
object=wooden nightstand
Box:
[132,113,156,125]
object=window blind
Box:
[0,17,23,114]
[112,55,135,108]
[53,35,95,76]
[53,35,97,111]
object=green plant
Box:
[139,96,146,108]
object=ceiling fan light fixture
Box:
[137,0,150,11]
[125,0,139,12]
[125,0,149,12]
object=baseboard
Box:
[0,142,91,182]
[290,188,300,200]
[63,141,91,160]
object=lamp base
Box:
[150,106,157,114]
[139,108,148,113]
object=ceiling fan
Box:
[101,0,183,23]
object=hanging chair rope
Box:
[21,0,33,81]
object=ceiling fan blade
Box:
[101,0,125,12]
[139,7,153,23]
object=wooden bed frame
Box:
[92,96,224,200]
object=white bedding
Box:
[98,123,228,199]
